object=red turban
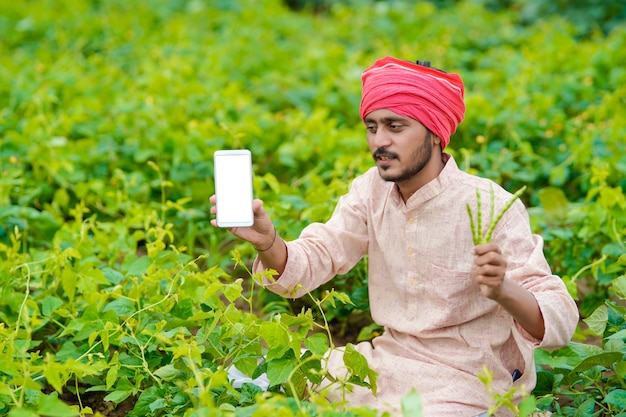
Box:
[360,56,466,149]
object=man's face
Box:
[364,109,434,184]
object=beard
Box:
[373,133,433,183]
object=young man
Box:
[210,56,578,416]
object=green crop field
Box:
[1,0,625,416]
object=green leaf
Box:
[260,321,289,349]
[262,172,281,194]
[343,343,369,381]
[132,386,161,415]
[41,296,63,317]
[224,279,243,302]
[604,389,626,408]
[172,298,193,320]
[102,298,136,317]
[126,256,152,277]
[299,351,323,384]
[42,356,66,394]
[533,369,555,397]
[61,268,76,302]
[615,359,626,378]
[401,389,423,417]
[234,355,260,377]
[357,322,383,342]
[535,346,580,368]
[153,364,185,381]
[562,351,624,386]
[304,333,329,356]
[266,357,296,386]
[37,394,79,417]
[252,361,268,380]
[583,304,608,336]
[574,398,595,416]
[323,289,354,308]
[54,342,86,362]
[537,187,569,219]
[239,382,263,406]
[611,275,626,299]
[607,329,626,342]
[106,365,118,390]
[102,267,124,285]
[149,398,167,412]
[568,342,604,359]
[103,390,131,404]
[8,409,39,417]
[79,266,109,287]
[518,395,537,417]
[572,352,624,373]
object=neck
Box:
[397,154,446,202]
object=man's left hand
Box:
[472,242,507,300]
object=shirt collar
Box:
[392,152,460,207]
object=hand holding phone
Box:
[213,149,254,228]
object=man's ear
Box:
[432,134,442,147]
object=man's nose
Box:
[371,129,392,148]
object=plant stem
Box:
[468,185,527,244]
[484,186,526,242]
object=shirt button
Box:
[407,217,415,224]
[408,247,415,254]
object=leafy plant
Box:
[1,0,625,415]
[478,365,537,417]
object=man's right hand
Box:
[210,195,288,276]
[209,195,274,247]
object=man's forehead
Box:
[364,109,414,122]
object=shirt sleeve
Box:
[494,199,579,350]
[253,174,370,298]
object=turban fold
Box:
[360,56,466,149]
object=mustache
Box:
[372,148,399,159]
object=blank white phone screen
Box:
[214,150,254,227]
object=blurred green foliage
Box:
[0,0,625,415]
[286,0,626,37]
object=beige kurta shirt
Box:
[254,154,578,416]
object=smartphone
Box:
[213,149,254,228]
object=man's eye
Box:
[366,125,376,132]
[390,124,402,129]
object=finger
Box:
[475,272,504,288]
[475,264,505,277]
[474,255,499,269]
[476,277,501,289]
[474,242,501,256]
[474,251,506,268]
[252,199,264,214]
[210,194,216,204]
